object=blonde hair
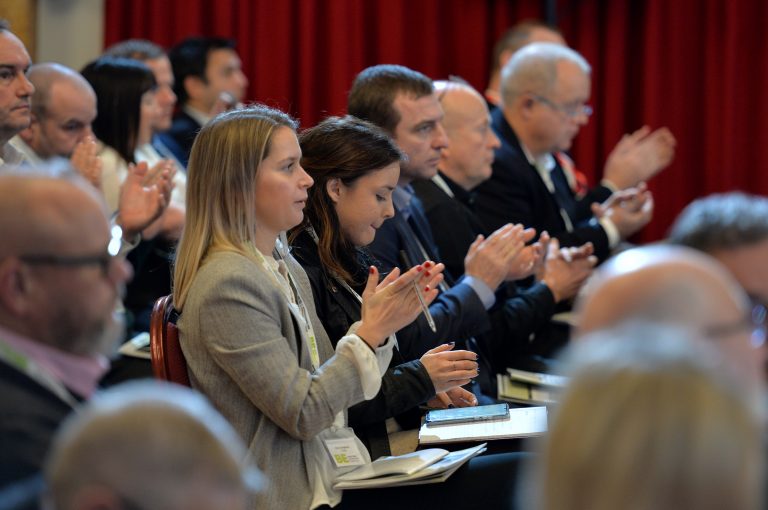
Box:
[173,105,297,310]
[531,324,765,510]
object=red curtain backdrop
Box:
[104,0,768,242]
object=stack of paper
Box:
[418,406,547,445]
[497,368,568,405]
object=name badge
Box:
[323,437,367,468]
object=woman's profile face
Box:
[329,162,399,247]
[253,126,314,239]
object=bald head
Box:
[0,170,105,257]
[575,245,765,390]
[434,81,500,190]
[46,381,256,510]
[21,63,97,159]
[0,169,130,355]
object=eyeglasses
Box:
[530,93,593,119]
[705,303,768,349]
[19,225,124,277]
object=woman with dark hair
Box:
[289,116,481,457]
[82,56,184,335]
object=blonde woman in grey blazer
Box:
[173,106,443,510]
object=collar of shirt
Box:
[1,139,27,167]
[392,184,415,220]
[520,142,557,194]
[434,171,475,207]
[183,105,212,127]
[0,323,109,399]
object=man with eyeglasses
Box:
[474,42,677,262]
[0,170,132,505]
[575,245,766,396]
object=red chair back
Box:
[149,295,190,387]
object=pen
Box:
[399,250,437,333]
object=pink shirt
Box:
[0,324,109,399]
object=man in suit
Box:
[413,79,596,364]
[0,170,132,499]
[474,42,676,262]
[164,37,248,166]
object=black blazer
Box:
[474,109,613,261]
[290,230,434,458]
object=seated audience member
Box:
[289,116,480,457]
[173,105,529,510]
[413,79,596,363]
[526,325,764,510]
[0,19,34,167]
[103,39,188,179]
[165,37,249,165]
[668,192,768,310]
[8,62,170,254]
[574,245,766,393]
[45,381,262,510]
[0,169,131,498]
[485,20,565,109]
[474,42,676,262]
[82,56,183,334]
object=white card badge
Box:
[323,436,367,468]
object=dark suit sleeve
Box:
[483,282,557,372]
[475,148,611,261]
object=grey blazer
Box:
[178,250,368,510]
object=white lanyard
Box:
[0,341,80,408]
[252,243,322,371]
[431,173,455,199]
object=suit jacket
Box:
[474,108,613,261]
[0,359,78,489]
[413,175,561,368]
[161,110,201,167]
[367,197,492,353]
[291,230,434,458]
[178,250,373,510]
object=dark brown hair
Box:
[290,115,403,284]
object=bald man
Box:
[46,381,260,510]
[11,63,96,163]
[0,170,131,491]
[413,80,596,369]
[0,20,34,167]
[574,245,766,392]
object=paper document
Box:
[497,374,558,405]
[419,406,547,445]
[507,367,569,388]
[333,443,486,489]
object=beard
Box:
[53,304,125,358]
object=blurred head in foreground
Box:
[528,324,765,510]
[45,381,262,510]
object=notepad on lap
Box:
[333,444,486,489]
[418,406,547,445]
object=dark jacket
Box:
[474,108,613,262]
[160,110,201,167]
[290,230,435,458]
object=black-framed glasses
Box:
[705,303,767,349]
[19,225,123,277]
[530,93,593,119]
